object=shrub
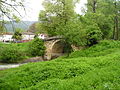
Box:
[28,38,45,57]
[12,28,23,40]
[0,45,24,63]
[86,25,102,46]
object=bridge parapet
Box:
[43,36,63,41]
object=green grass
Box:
[0,40,120,90]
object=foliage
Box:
[0,22,6,34]
[38,0,78,36]
[84,13,113,39]
[86,24,102,46]
[12,28,23,40]
[0,42,30,63]
[27,23,37,33]
[28,38,45,57]
[35,22,48,34]
[1,41,120,89]
[69,40,120,58]
[0,0,25,21]
[37,0,120,47]
[87,0,120,40]
[0,45,24,63]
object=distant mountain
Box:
[4,21,37,33]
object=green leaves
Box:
[12,28,23,40]
[0,45,24,63]
[39,0,76,36]
[28,38,45,57]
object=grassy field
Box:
[0,40,120,90]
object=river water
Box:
[0,63,26,70]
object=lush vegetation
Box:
[0,40,120,89]
[28,38,46,57]
[0,42,30,63]
[36,0,120,47]
[12,28,23,40]
[0,0,120,89]
[0,38,45,63]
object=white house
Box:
[22,32,35,40]
[0,33,14,42]
[0,32,47,42]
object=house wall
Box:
[0,35,13,41]
[22,35,35,40]
[0,34,46,42]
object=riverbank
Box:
[0,56,44,70]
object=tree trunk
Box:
[93,0,97,13]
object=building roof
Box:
[22,31,34,35]
[0,32,13,35]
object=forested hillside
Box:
[4,21,36,33]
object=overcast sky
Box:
[20,0,87,21]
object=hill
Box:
[4,21,36,33]
[0,40,120,90]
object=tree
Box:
[86,0,120,40]
[0,0,25,32]
[12,28,23,41]
[38,0,102,47]
[112,0,120,40]
[87,0,98,13]
[0,0,25,21]
[27,23,37,33]
[39,0,78,36]
[0,21,5,34]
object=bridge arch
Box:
[44,39,65,60]
[51,40,64,59]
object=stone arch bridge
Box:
[43,36,65,60]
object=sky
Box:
[20,0,87,21]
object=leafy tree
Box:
[39,0,78,36]
[35,22,48,34]
[0,0,25,21]
[27,23,37,33]
[0,21,6,34]
[12,28,23,40]
[0,0,25,33]
[87,0,120,40]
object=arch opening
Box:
[51,40,64,59]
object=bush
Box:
[86,25,102,46]
[28,38,45,57]
[12,28,23,40]
[0,45,24,63]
